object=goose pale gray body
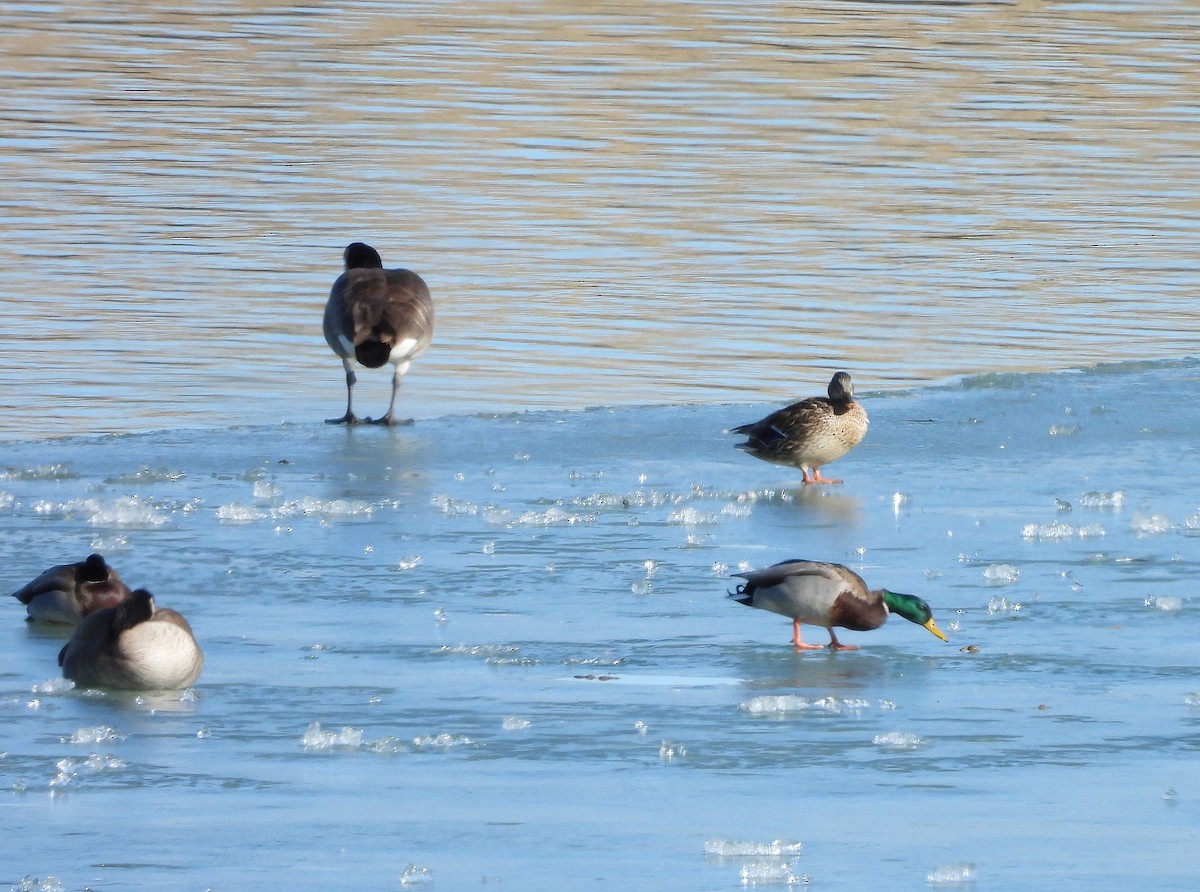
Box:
[11,553,132,626]
[59,589,204,690]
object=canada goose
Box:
[731,371,869,484]
[59,589,204,690]
[729,559,947,650]
[11,553,131,625]
[323,241,434,425]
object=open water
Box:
[2,1,1199,890]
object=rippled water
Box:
[1,1,1198,437]
[3,2,1200,889]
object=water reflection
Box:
[1,1,1198,440]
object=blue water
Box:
[3,360,1200,889]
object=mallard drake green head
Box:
[730,559,948,650]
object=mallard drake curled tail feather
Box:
[729,559,947,650]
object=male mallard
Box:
[731,371,868,484]
[729,559,947,650]
[323,241,435,425]
[59,589,203,690]
[11,553,132,626]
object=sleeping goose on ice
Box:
[11,553,132,626]
[59,589,204,690]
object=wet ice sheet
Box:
[2,361,1200,888]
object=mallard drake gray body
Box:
[323,241,434,426]
[731,371,868,484]
[11,553,132,626]
[729,559,947,650]
[59,589,204,690]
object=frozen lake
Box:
[2,0,1200,889]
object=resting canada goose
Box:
[729,559,947,650]
[58,589,204,690]
[323,241,435,425]
[11,553,132,625]
[730,371,869,484]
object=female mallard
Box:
[730,371,868,484]
[729,559,947,650]
[11,553,132,626]
[59,589,203,690]
[324,241,435,426]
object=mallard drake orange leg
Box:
[826,628,859,651]
[791,619,826,650]
[802,467,843,485]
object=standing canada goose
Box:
[59,589,204,690]
[729,559,947,650]
[730,371,869,484]
[323,241,435,425]
[11,553,132,626]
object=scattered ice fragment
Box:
[399,864,433,886]
[1145,596,1182,612]
[1185,693,1200,707]
[983,564,1019,584]
[668,506,717,525]
[300,721,363,750]
[65,726,125,745]
[643,559,659,578]
[11,877,66,892]
[631,580,653,595]
[738,861,805,885]
[634,721,648,736]
[412,733,475,750]
[1163,788,1178,803]
[873,731,926,749]
[659,740,686,762]
[892,492,909,513]
[1048,423,1078,436]
[1077,524,1105,538]
[1022,522,1075,540]
[502,716,530,731]
[711,561,728,575]
[705,839,803,857]
[1131,513,1171,536]
[1079,491,1124,509]
[739,696,871,715]
[32,678,74,695]
[986,596,1021,614]
[1,463,77,480]
[215,504,269,523]
[926,862,976,885]
[252,481,282,499]
[482,541,495,555]
[396,555,422,571]
[89,495,170,527]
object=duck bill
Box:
[923,618,949,641]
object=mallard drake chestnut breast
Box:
[11,553,132,626]
[59,589,203,690]
[729,559,947,650]
[731,371,868,484]
[323,241,435,426]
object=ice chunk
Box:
[983,564,1019,584]
[659,740,686,762]
[739,696,871,715]
[738,861,805,885]
[399,864,433,886]
[667,506,717,525]
[65,726,125,745]
[1131,513,1171,536]
[1145,596,1182,612]
[704,840,803,857]
[215,504,268,523]
[873,731,926,749]
[926,862,976,885]
[10,877,66,892]
[502,716,530,731]
[88,495,170,528]
[1021,522,1075,540]
[300,721,363,750]
[1078,491,1124,509]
